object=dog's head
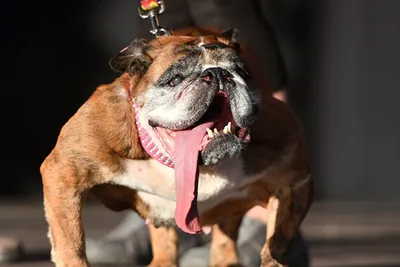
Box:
[110,29,260,234]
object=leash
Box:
[138,0,173,37]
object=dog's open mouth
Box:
[153,94,250,160]
[132,93,250,235]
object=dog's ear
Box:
[218,28,240,48]
[109,39,152,75]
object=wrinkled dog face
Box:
[143,41,258,130]
[110,30,260,166]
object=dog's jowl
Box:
[40,28,314,267]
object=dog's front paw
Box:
[210,264,243,267]
[201,134,242,165]
[148,260,177,267]
[261,253,286,267]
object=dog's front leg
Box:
[43,179,88,267]
[209,214,243,267]
[260,174,313,267]
[148,223,179,267]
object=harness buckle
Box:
[138,0,173,37]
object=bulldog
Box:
[40,27,314,267]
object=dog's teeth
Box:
[227,121,232,134]
[214,128,219,134]
[206,128,214,139]
[222,122,232,134]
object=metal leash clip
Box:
[138,0,173,37]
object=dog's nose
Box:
[201,67,233,90]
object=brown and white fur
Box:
[40,27,314,267]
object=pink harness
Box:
[131,97,175,168]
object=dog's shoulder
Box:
[41,74,149,183]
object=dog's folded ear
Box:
[109,39,152,75]
[218,28,240,48]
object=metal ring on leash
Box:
[138,0,173,37]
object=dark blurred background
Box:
[2,0,400,202]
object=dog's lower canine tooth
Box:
[223,125,232,135]
[214,128,219,134]
[206,128,214,139]
[227,121,232,134]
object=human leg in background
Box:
[0,236,24,263]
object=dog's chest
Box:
[114,158,264,222]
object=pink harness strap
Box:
[132,97,174,168]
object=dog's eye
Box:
[236,67,250,79]
[169,75,184,87]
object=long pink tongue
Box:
[174,122,214,234]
